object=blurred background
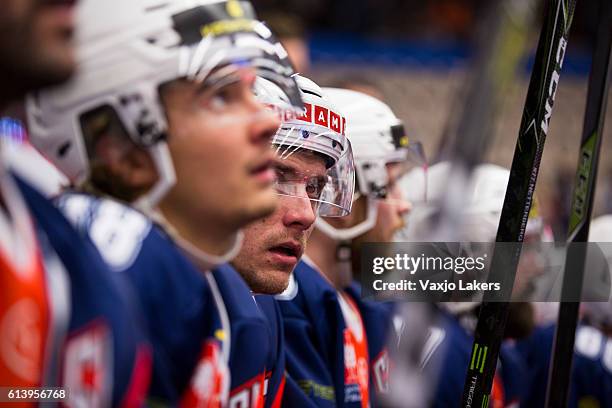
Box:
[1,0,609,242]
[252,0,612,241]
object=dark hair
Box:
[79,105,149,202]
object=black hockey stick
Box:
[459,1,577,407]
[545,2,612,406]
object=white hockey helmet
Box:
[26,0,303,211]
[401,162,551,242]
[398,162,506,241]
[254,74,355,217]
[321,87,425,198]
[315,88,425,240]
[582,215,612,327]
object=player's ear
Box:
[120,146,158,190]
[327,194,368,229]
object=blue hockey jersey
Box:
[254,293,287,408]
[516,321,612,408]
[277,259,394,407]
[211,264,287,408]
[16,176,151,407]
[571,324,612,407]
[56,192,229,406]
[514,323,554,408]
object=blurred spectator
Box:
[326,74,386,100]
[259,11,311,73]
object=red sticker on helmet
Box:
[330,111,341,133]
[295,103,345,137]
[314,106,329,128]
[297,103,312,123]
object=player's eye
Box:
[305,177,326,200]
[200,81,243,111]
[305,182,318,198]
[274,166,289,182]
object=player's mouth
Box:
[268,241,302,266]
[250,158,276,185]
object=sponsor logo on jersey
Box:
[229,373,265,408]
[343,329,369,406]
[182,340,229,408]
[372,349,389,394]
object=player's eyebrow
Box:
[194,64,244,96]
[273,162,300,178]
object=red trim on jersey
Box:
[269,375,285,408]
[119,345,152,408]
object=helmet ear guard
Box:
[356,160,389,199]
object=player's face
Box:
[358,163,411,243]
[160,68,280,237]
[232,150,325,294]
[0,0,77,95]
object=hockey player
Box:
[227,76,360,407]
[515,216,612,408]
[297,87,418,407]
[225,74,355,406]
[570,218,612,407]
[0,0,151,405]
[403,162,532,408]
[26,0,303,405]
[240,86,412,407]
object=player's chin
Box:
[250,269,291,295]
[240,186,278,224]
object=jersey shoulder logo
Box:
[62,321,113,408]
[181,339,230,408]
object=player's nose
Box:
[280,196,316,231]
[248,94,281,146]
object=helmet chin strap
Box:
[314,197,379,242]
[133,142,176,216]
[172,228,244,272]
